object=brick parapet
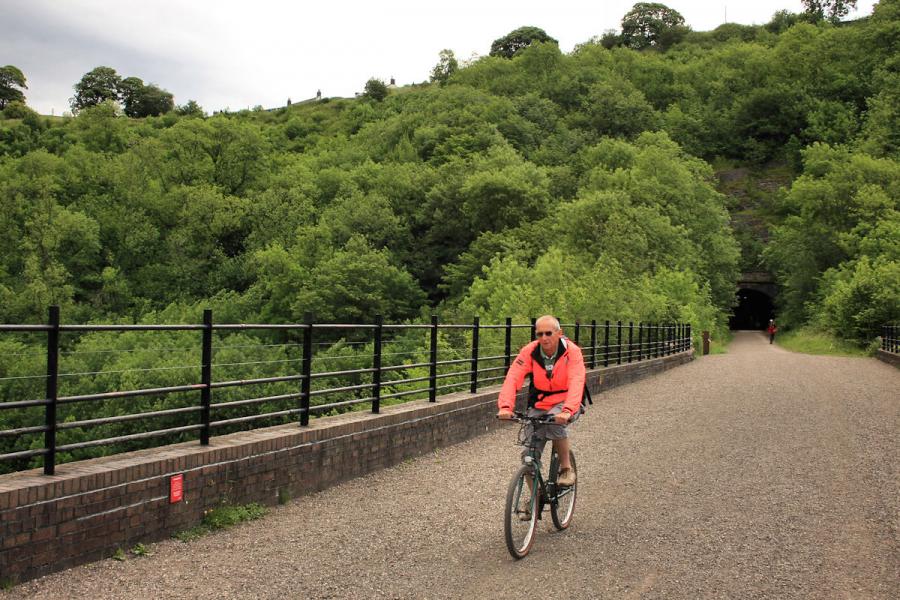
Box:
[876,349,900,368]
[0,350,692,584]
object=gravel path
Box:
[7,331,899,599]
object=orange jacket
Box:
[497,338,586,415]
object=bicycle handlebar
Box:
[496,412,557,424]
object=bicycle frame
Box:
[514,415,573,518]
[514,413,573,519]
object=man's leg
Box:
[552,437,571,470]
[552,436,576,486]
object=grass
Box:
[707,330,733,355]
[174,502,268,542]
[776,327,868,357]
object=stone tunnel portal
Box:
[730,288,775,330]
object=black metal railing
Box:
[882,325,899,354]
[0,308,692,475]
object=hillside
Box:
[1,1,897,340]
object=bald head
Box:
[535,315,560,332]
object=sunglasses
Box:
[535,330,556,338]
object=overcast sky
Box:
[2,0,878,116]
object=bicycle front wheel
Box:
[504,465,538,559]
[550,450,577,530]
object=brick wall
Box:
[0,350,692,584]
[876,349,900,368]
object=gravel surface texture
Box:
[6,331,899,599]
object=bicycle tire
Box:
[504,465,538,559]
[550,450,577,530]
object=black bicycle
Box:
[503,413,578,559]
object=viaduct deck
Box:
[7,332,899,599]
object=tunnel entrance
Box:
[730,288,775,330]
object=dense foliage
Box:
[1,2,898,471]
[0,65,27,109]
[620,2,688,49]
[70,66,174,116]
[489,26,558,58]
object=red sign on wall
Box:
[170,473,184,503]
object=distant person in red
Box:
[767,319,778,344]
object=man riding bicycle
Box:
[497,315,586,487]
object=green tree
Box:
[599,29,624,48]
[765,144,899,327]
[489,26,558,59]
[132,83,175,117]
[430,49,459,86]
[801,0,859,23]
[363,78,389,102]
[571,78,659,138]
[621,3,687,50]
[766,10,802,33]
[118,76,145,116]
[175,100,205,118]
[0,65,27,109]
[71,66,122,113]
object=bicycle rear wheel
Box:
[550,450,577,530]
[504,465,538,559]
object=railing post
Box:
[574,321,580,346]
[200,308,212,445]
[300,314,313,426]
[687,324,692,352]
[429,315,438,402]
[604,320,610,367]
[637,322,644,362]
[531,317,537,341]
[44,305,60,475]
[627,321,634,363]
[617,320,622,365]
[372,314,383,414]
[470,316,480,393]
[504,317,512,372]
[590,320,597,369]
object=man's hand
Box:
[497,409,514,420]
[553,410,571,425]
